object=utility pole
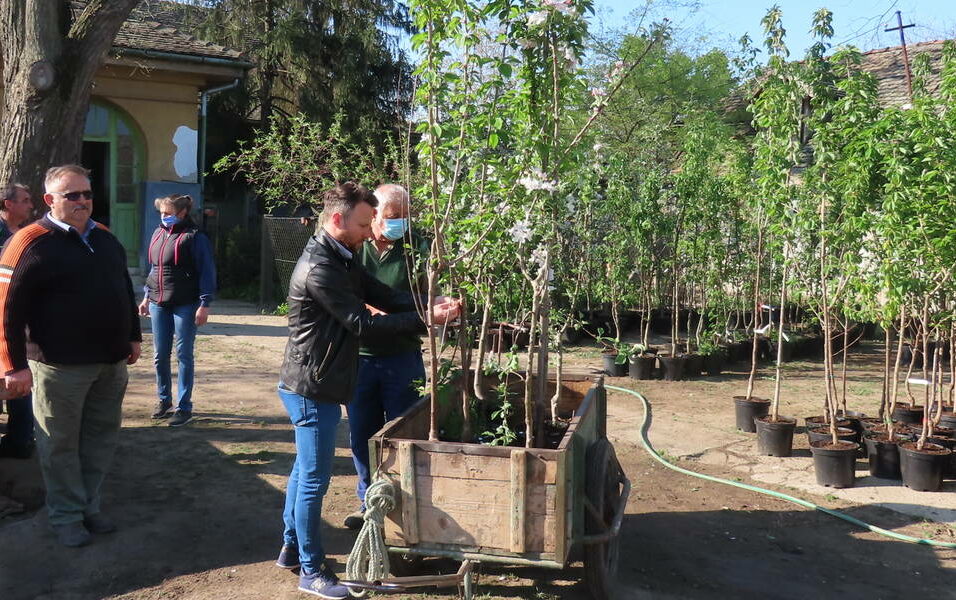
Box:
[885,10,916,101]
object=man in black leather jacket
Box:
[274,182,459,599]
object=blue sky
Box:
[591,0,956,57]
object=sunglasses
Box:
[54,190,94,201]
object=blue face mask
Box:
[161,215,181,228]
[381,218,409,241]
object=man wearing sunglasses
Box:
[0,164,142,547]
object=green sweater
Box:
[358,233,430,356]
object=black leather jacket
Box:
[279,231,426,404]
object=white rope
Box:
[345,477,396,583]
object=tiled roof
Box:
[860,39,944,107]
[73,1,246,62]
[726,39,949,116]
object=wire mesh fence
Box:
[263,216,315,299]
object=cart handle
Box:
[580,475,631,545]
[340,559,473,593]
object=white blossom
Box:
[518,168,558,192]
[542,0,575,15]
[557,42,578,69]
[591,87,606,98]
[610,60,626,80]
[565,194,577,212]
[527,10,549,27]
[508,219,533,245]
[531,244,548,268]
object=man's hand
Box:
[4,369,32,397]
[195,306,209,326]
[430,297,462,325]
[128,342,142,365]
[138,298,149,317]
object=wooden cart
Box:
[366,371,630,600]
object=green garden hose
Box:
[605,384,956,549]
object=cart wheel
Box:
[388,551,425,576]
[583,438,625,600]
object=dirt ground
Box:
[1,300,954,599]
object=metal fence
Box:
[262,216,315,305]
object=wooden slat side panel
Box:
[398,442,419,544]
[415,505,555,552]
[411,476,556,552]
[569,387,599,542]
[374,398,430,441]
[415,476,555,516]
[510,450,527,553]
[414,446,557,484]
[554,438,569,564]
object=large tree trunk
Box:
[0,0,139,200]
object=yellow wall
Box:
[93,67,203,183]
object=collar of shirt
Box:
[326,232,353,261]
[47,213,96,248]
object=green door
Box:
[82,102,144,265]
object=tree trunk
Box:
[0,1,140,200]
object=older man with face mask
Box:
[342,183,432,531]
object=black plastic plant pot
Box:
[733,396,770,433]
[804,415,852,430]
[863,434,902,479]
[601,353,626,377]
[859,417,884,432]
[772,340,793,363]
[925,436,956,476]
[703,352,725,376]
[809,440,859,488]
[628,355,656,380]
[891,404,924,425]
[806,425,858,448]
[835,410,867,434]
[899,442,951,492]
[939,412,956,430]
[754,415,796,457]
[659,355,686,382]
[684,353,703,378]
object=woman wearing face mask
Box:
[138,194,217,427]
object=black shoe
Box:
[168,411,193,427]
[343,510,365,531]
[151,401,173,419]
[276,543,300,569]
[51,522,92,547]
[83,513,117,534]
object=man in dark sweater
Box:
[0,165,142,547]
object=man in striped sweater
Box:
[0,165,142,547]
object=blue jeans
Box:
[149,302,199,412]
[346,351,424,508]
[1,394,33,449]
[279,386,341,574]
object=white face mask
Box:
[381,217,409,241]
